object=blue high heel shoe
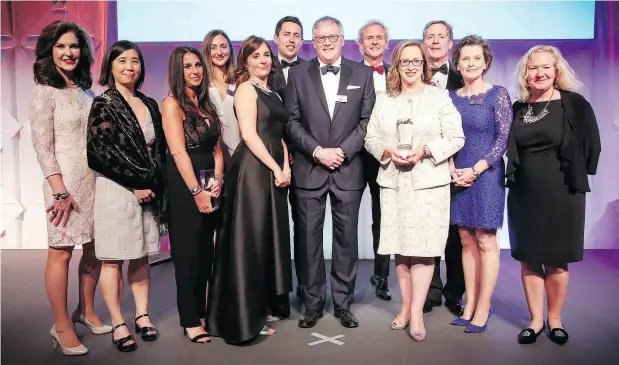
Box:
[450,317,471,326]
[464,306,493,333]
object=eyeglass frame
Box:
[398,59,424,68]
[313,34,342,43]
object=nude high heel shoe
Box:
[72,312,113,335]
[50,325,88,356]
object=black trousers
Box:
[289,188,301,285]
[169,212,218,328]
[294,175,364,311]
[426,224,465,304]
[363,151,389,278]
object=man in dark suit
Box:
[357,20,391,301]
[422,20,466,317]
[272,15,307,299]
[285,16,375,329]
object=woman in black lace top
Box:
[161,46,223,344]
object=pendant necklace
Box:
[523,88,555,124]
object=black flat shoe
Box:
[518,323,546,344]
[445,300,464,317]
[134,314,158,341]
[370,275,392,301]
[423,299,441,313]
[112,323,137,352]
[298,309,323,328]
[183,327,211,343]
[334,309,359,328]
[548,321,569,345]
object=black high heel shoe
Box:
[112,323,137,352]
[517,323,546,344]
[183,327,211,343]
[134,314,158,341]
[548,321,569,345]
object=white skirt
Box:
[378,182,450,257]
[94,175,160,260]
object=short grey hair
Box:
[422,20,454,41]
[312,16,344,36]
[357,20,389,44]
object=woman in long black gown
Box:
[506,46,600,345]
[207,36,292,344]
[162,46,223,344]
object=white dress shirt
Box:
[279,55,298,83]
[313,56,342,157]
[364,60,387,95]
[431,61,449,90]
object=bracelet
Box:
[422,145,429,159]
[52,192,69,200]
[215,174,224,183]
[471,166,480,177]
[190,186,202,196]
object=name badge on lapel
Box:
[337,95,347,103]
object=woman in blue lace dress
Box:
[448,36,512,333]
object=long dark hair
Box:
[33,20,94,89]
[201,30,235,84]
[167,46,220,125]
[99,40,146,89]
[235,36,277,89]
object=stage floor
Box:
[1,250,618,365]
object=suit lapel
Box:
[332,60,352,121]
[308,58,330,117]
[273,58,287,90]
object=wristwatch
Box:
[52,192,69,200]
[190,186,201,196]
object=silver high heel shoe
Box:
[50,325,88,356]
[72,312,112,335]
[390,316,410,330]
[409,328,427,342]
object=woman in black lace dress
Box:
[161,46,223,344]
[207,36,292,344]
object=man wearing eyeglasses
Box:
[285,16,375,330]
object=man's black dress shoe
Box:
[445,300,464,317]
[334,309,359,328]
[423,299,441,313]
[298,309,323,328]
[370,274,392,301]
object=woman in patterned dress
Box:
[30,20,111,356]
[364,40,464,341]
[87,41,167,352]
[448,35,513,333]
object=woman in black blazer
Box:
[506,45,601,346]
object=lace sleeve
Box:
[482,86,513,167]
[29,85,61,178]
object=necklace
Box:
[523,88,555,124]
[249,76,271,95]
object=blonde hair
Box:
[386,41,432,97]
[515,45,582,101]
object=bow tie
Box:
[431,63,448,75]
[320,65,340,75]
[371,65,385,75]
[281,59,299,68]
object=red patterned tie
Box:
[371,65,385,75]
